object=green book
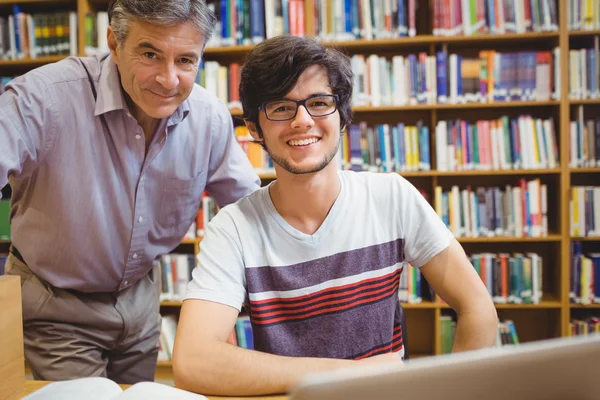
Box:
[0,200,10,240]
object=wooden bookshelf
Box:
[570,99,600,105]
[569,29,600,37]
[3,0,596,383]
[570,167,600,174]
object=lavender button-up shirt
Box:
[0,54,260,292]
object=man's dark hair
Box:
[239,36,354,135]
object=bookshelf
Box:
[2,0,600,382]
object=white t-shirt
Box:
[185,170,453,359]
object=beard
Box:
[264,135,340,175]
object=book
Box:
[22,377,208,400]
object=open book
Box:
[22,377,208,400]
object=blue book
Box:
[250,0,265,43]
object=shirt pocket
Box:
[158,170,207,230]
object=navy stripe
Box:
[246,238,405,294]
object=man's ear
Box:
[107,26,120,64]
[244,119,263,142]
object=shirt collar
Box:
[94,54,191,126]
[94,54,129,116]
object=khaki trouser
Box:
[5,253,162,384]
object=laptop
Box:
[289,334,600,400]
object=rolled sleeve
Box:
[184,210,247,311]
[205,102,260,208]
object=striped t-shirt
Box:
[185,170,453,360]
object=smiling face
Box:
[107,20,203,124]
[247,65,341,175]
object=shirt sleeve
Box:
[397,175,454,268]
[184,209,247,311]
[0,73,57,199]
[204,101,261,208]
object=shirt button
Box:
[132,253,138,259]
[124,280,129,286]
[135,134,142,140]
[138,216,143,223]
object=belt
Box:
[9,245,26,265]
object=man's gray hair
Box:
[109,0,217,46]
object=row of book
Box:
[435,116,558,172]
[432,0,558,37]
[568,0,600,31]
[570,106,600,168]
[569,316,600,336]
[568,40,600,101]
[351,49,558,107]
[570,242,600,304]
[204,0,560,46]
[0,200,8,241]
[158,313,255,362]
[0,8,77,61]
[0,254,7,275]
[83,12,109,56]
[570,187,600,238]
[0,77,13,94]
[182,193,218,240]
[399,264,423,304]
[434,179,549,239]
[344,121,431,173]
[471,252,543,304]
[440,317,520,354]
[235,126,275,174]
[197,49,560,110]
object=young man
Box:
[0,0,259,384]
[173,36,498,396]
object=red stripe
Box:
[249,267,403,306]
[355,343,394,360]
[252,281,400,325]
[355,335,404,360]
[252,275,400,318]
[251,273,398,312]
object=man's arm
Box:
[173,299,392,396]
[204,101,261,207]
[419,239,498,352]
[0,73,56,195]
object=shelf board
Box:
[259,172,277,180]
[570,167,600,174]
[400,301,437,309]
[441,301,561,309]
[160,300,183,307]
[156,361,173,367]
[181,238,202,245]
[352,101,559,113]
[570,304,600,308]
[456,235,562,243]
[433,168,561,177]
[571,236,600,241]
[569,30,600,37]
[258,168,561,180]
[0,55,65,67]
[205,32,559,56]
[570,99,600,105]
[494,301,562,309]
[0,0,71,4]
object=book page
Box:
[22,377,122,400]
[116,382,209,400]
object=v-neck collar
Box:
[261,171,346,244]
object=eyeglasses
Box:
[259,94,339,121]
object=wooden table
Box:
[9,380,289,400]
